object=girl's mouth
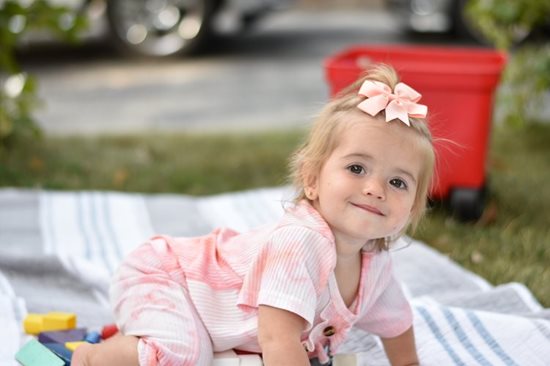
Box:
[352,203,385,216]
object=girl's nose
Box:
[362,178,386,200]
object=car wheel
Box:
[106,0,218,57]
[453,0,530,45]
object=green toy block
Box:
[15,339,65,366]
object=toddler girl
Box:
[73,63,434,366]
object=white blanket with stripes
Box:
[1,187,549,366]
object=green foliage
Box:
[466,0,550,126]
[0,73,40,148]
[499,44,550,127]
[466,0,550,49]
[0,0,87,153]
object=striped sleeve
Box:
[237,225,335,329]
[355,259,413,338]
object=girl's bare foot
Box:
[70,334,139,366]
[71,342,95,366]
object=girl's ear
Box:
[302,168,319,201]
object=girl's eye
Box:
[347,164,364,175]
[390,178,408,190]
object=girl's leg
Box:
[71,333,139,366]
[110,239,214,366]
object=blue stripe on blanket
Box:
[534,320,550,342]
[101,193,123,262]
[42,193,56,254]
[417,306,467,366]
[40,191,154,274]
[465,310,519,366]
[441,307,492,366]
[90,193,111,272]
[77,192,93,261]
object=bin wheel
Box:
[449,187,486,222]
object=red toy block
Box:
[101,324,118,340]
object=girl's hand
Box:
[381,326,419,366]
[258,305,309,366]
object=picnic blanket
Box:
[1,187,549,366]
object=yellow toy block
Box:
[23,312,77,335]
[23,314,44,335]
[65,341,87,351]
[44,312,76,330]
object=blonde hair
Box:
[289,64,435,251]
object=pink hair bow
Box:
[357,80,428,126]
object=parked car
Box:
[386,0,547,45]
[79,0,293,57]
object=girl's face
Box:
[307,115,425,250]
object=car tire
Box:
[106,0,218,57]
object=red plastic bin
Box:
[324,45,507,219]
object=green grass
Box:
[1,125,549,306]
[1,131,304,194]
[416,123,550,307]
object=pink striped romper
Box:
[110,200,413,365]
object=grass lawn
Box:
[1,124,549,306]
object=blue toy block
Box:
[38,328,87,345]
[15,339,65,366]
[42,343,73,365]
[84,331,101,344]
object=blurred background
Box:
[6,0,550,135]
[1,0,549,305]
[14,0,484,135]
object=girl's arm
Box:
[381,326,419,366]
[71,333,139,366]
[258,305,310,366]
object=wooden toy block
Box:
[42,343,73,365]
[212,350,239,366]
[85,331,101,344]
[23,312,76,335]
[15,339,65,366]
[43,312,77,330]
[238,354,263,366]
[101,324,118,340]
[38,328,87,344]
[23,314,45,335]
[65,341,87,351]
[333,353,357,366]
